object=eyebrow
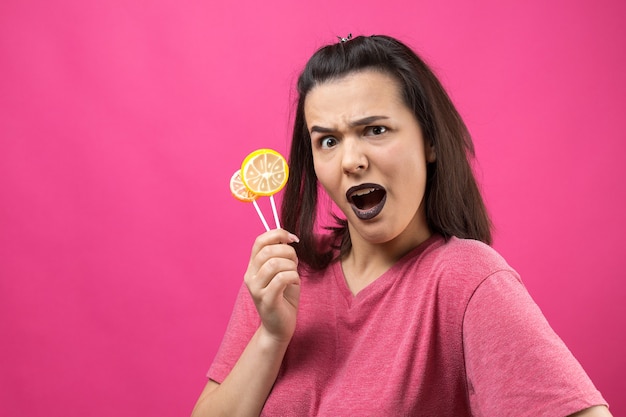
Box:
[309,115,389,134]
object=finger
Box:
[248,257,298,292]
[255,243,299,268]
[262,270,301,306]
[244,229,300,292]
[246,235,299,280]
[249,229,299,260]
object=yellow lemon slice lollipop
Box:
[229,170,258,203]
[241,149,289,196]
[240,149,289,229]
[229,169,270,231]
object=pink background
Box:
[1,0,624,415]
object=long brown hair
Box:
[281,35,492,270]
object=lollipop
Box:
[229,169,270,231]
[229,148,289,230]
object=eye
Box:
[319,136,338,149]
[365,126,387,136]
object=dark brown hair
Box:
[281,35,492,270]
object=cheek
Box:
[312,160,330,188]
[314,170,334,195]
[313,160,343,200]
[389,157,428,193]
[312,154,333,180]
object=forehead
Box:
[304,70,406,124]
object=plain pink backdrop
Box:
[1,0,624,415]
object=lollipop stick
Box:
[270,195,281,229]
[253,200,270,232]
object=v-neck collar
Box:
[331,234,442,309]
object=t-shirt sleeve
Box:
[207,283,260,384]
[463,271,607,417]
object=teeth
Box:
[351,188,376,197]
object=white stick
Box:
[253,200,270,232]
[270,195,281,229]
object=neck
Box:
[341,226,432,295]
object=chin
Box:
[350,223,399,244]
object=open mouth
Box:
[346,183,387,220]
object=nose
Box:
[341,139,368,175]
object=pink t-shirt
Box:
[208,235,606,416]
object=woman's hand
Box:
[244,229,301,344]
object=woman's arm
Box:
[191,229,301,417]
[191,325,291,416]
[463,273,610,416]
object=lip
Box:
[346,183,387,220]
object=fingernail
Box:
[288,233,300,243]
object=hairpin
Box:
[337,33,353,43]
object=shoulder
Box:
[430,236,511,270]
[412,236,521,301]
[421,236,517,283]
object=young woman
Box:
[192,35,610,416]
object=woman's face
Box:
[305,70,435,248]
